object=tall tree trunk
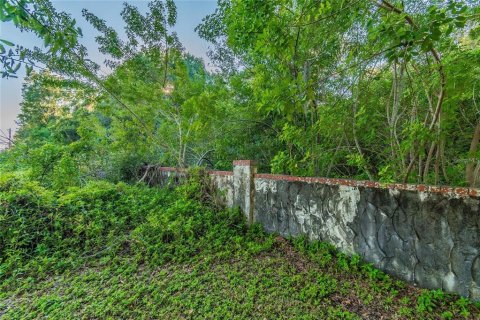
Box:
[473,162,480,187]
[440,139,449,184]
[353,79,374,181]
[434,143,440,185]
[466,121,480,187]
[375,1,446,184]
[423,141,436,183]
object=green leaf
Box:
[25,64,33,76]
[431,28,441,41]
[0,39,14,46]
[13,62,21,73]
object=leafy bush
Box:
[0,174,164,278]
[0,169,267,283]
[299,275,338,304]
[130,169,251,264]
[1,170,479,319]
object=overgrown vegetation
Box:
[1,171,479,319]
[1,1,480,318]
[1,0,480,186]
[0,169,253,280]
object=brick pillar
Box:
[233,160,257,225]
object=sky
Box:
[0,0,217,135]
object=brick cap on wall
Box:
[255,173,478,198]
[158,162,479,198]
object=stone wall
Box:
[158,161,480,300]
[209,170,234,208]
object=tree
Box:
[198,0,480,186]
[3,0,480,188]
[0,0,82,77]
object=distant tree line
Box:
[1,0,479,187]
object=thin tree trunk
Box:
[473,162,480,187]
[353,80,374,181]
[374,1,447,184]
[466,121,480,187]
[423,141,436,183]
[440,139,449,184]
[434,143,440,185]
[418,150,423,183]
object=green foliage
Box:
[130,169,252,264]
[0,169,270,281]
[4,0,480,186]
[292,236,336,267]
[0,175,162,278]
[196,0,480,185]
[82,0,179,68]
[417,289,446,313]
[1,170,479,318]
[1,0,83,77]
[2,1,480,318]
[299,275,338,303]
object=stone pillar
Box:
[233,160,257,225]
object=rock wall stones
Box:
[253,179,359,255]
[253,177,480,300]
[157,162,480,300]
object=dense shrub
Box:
[1,170,479,319]
[0,169,266,281]
[0,173,161,277]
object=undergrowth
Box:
[1,169,479,319]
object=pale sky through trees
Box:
[0,0,217,134]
